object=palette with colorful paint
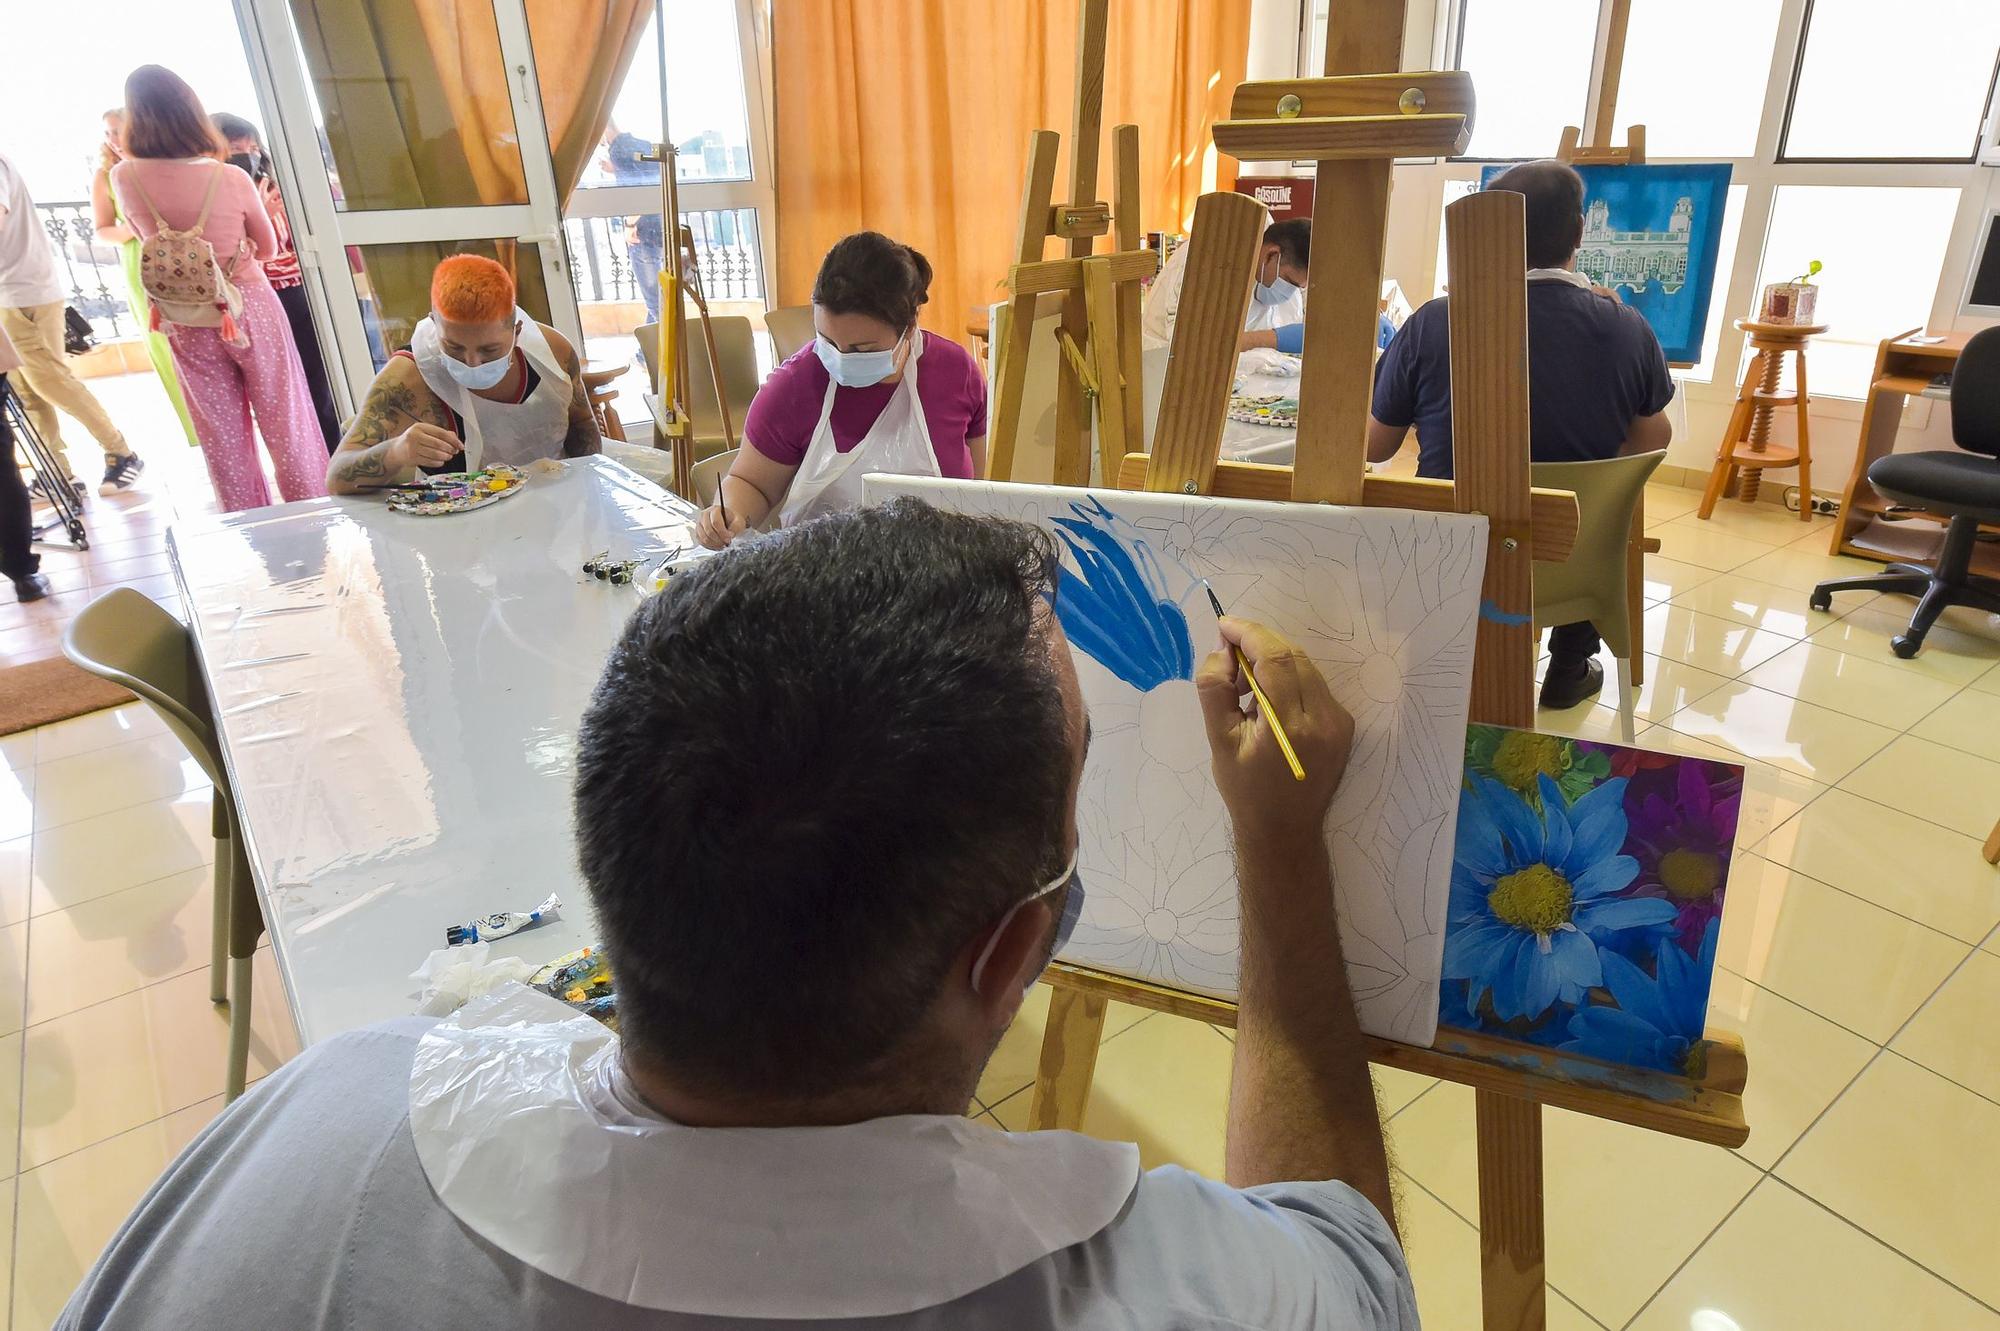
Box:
[1226,393,1299,429]
[385,465,530,516]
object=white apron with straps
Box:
[410,310,572,472]
[777,332,941,527]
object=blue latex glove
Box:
[1272,322,1306,355]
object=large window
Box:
[1452,0,1598,159]
[1752,186,1964,395]
[1783,0,2000,160]
[1614,0,1783,159]
[569,3,755,191]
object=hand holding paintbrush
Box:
[1196,602,1354,821]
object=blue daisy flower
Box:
[1445,772,1677,1023]
[1562,917,1720,1074]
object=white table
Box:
[1221,367,1301,465]
[166,458,705,1044]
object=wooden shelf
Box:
[1727,445,1801,468]
[1876,374,1936,398]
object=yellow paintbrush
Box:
[1204,582,1306,782]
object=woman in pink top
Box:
[110,66,325,511]
[694,232,986,548]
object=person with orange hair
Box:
[327,254,599,493]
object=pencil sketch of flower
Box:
[1066,799,1239,994]
[1329,809,1453,1038]
[1445,773,1676,1023]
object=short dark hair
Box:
[122,66,225,161]
[573,500,1073,1099]
[1265,218,1312,270]
[811,231,933,332]
[1485,160,1587,269]
[211,112,261,146]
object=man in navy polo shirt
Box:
[1366,159,1675,710]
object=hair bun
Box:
[902,245,933,308]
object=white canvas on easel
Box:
[867,475,1489,1045]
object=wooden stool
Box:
[1698,320,1826,520]
[582,361,630,443]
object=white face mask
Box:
[442,325,519,390]
[968,847,1085,996]
[1253,273,1300,307]
[814,332,904,388]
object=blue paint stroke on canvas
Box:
[1439,726,1743,1075]
[1479,162,1732,363]
[1048,497,1194,691]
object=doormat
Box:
[0,656,135,737]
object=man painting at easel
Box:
[1367,160,1675,711]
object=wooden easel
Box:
[1025,12,1750,1329]
[987,0,1152,487]
[640,141,738,497]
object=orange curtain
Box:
[774,0,1250,345]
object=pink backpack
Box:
[126,165,248,346]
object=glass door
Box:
[233,0,772,418]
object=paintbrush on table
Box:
[1204,582,1307,783]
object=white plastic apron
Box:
[408,985,1140,1319]
[777,332,940,527]
[411,309,572,472]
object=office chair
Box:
[1809,325,2000,657]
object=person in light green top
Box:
[90,109,198,448]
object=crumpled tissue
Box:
[411,942,541,1016]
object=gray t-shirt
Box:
[59,1018,1416,1329]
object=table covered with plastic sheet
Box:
[165,457,705,1044]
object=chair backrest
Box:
[635,316,761,454]
[1529,450,1666,659]
[1951,325,2000,459]
[62,588,230,794]
[691,447,738,507]
[765,305,814,364]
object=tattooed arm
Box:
[542,325,603,459]
[326,357,461,494]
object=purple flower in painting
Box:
[1625,761,1742,953]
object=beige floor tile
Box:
[1759,788,2000,943]
[1891,949,2000,1105]
[1630,725,1830,849]
[20,956,298,1169]
[1625,651,1736,723]
[974,984,1153,1110]
[1642,484,1701,524]
[1809,604,2000,686]
[1389,1082,1760,1328]
[29,790,216,916]
[0,833,27,926]
[1640,553,1719,605]
[12,1095,224,1330]
[1840,735,2000,840]
[1705,970,1873,1169]
[1374,1065,1436,1118]
[992,1012,1233,1177]
[1534,698,1630,742]
[1630,1178,2000,1331]
[1910,685,2000,759]
[25,867,214,1024]
[1664,680,1898,784]
[1969,661,2000,696]
[0,732,33,773]
[1394,1173,1604,1331]
[1780,1052,2000,1308]
[1717,855,1966,1042]
[0,920,24,1037]
[1651,519,1782,572]
[1668,570,1852,639]
[33,704,169,766]
[1643,604,1798,678]
[0,1032,20,1176]
[1735,543,1900,595]
[0,763,34,842]
[31,732,208,832]
[1738,641,1962,730]
[1700,504,1834,547]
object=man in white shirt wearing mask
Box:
[1142,217,1310,353]
[61,501,1415,1330]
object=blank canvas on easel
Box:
[868,475,1489,1046]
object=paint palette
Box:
[386,466,529,517]
[1227,394,1299,429]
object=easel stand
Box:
[1,379,88,551]
[640,142,737,497]
[988,0,1151,487]
[1024,24,1750,1329]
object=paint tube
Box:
[445,893,561,946]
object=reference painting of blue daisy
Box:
[1439,724,1744,1074]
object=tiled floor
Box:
[8,400,2000,1327]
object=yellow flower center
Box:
[1492,732,1569,795]
[1488,863,1575,936]
[1658,848,1721,903]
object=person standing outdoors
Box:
[598,121,666,324]
[0,149,142,497]
[92,109,201,450]
[213,112,342,452]
[110,66,327,511]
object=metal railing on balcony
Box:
[562,208,765,307]
[35,202,136,339]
